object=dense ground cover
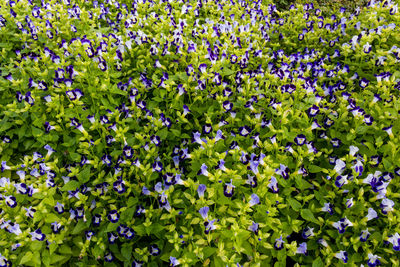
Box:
[0,0,400,266]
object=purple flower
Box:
[104,252,114,262]
[169,256,180,266]
[108,232,118,244]
[308,105,320,117]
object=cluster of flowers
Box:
[0,0,400,266]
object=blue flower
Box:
[249,194,260,206]
[199,206,209,219]
[248,222,259,235]
[169,256,180,266]
[296,242,307,255]
[197,184,206,198]
[388,233,400,251]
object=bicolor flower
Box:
[108,232,118,244]
[321,202,333,214]
[104,252,114,262]
[92,214,102,227]
[196,162,210,176]
[248,222,259,235]
[359,78,370,88]
[24,206,36,218]
[149,244,161,256]
[388,233,400,251]
[360,229,370,242]
[367,254,381,267]
[302,227,314,239]
[30,229,46,241]
[275,164,290,179]
[5,196,17,208]
[268,176,279,193]
[294,134,306,146]
[335,251,348,263]
[346,198,354,208]
[108,210,120,223]
[333,217,353,234]
[223,179,235,197]
[274,235,285,250]
[380,198,395,214]
[204,219,217,234]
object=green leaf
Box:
[288,198,302,211]
[31,126,43,137]
[60,180,80,191]
[121,244,133,260]
[203,247,217,258]
[312,257,323,267]
[78,166,91,183]
[300,209,319,224]
[308,165,322,173]
[72,220,88,235]
[20,252,33,265]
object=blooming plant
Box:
[0,0,400,266]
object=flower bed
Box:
[0,0,399,266]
